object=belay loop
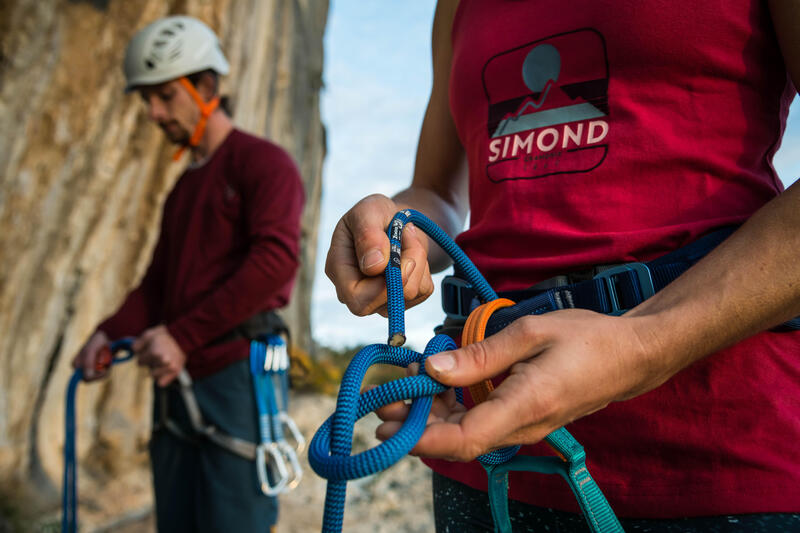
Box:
[63,338,135,533]
[309,209,623,532]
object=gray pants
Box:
[149,358,277,533]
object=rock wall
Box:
[0,0,326,527]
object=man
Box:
[326,0,800,530]
[72,15,304,532]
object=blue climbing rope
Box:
[63,338,135,533]
[309,209,623,532]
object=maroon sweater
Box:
[99,129,304,378]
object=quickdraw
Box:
[63,338,135,533]
[250,335,304,496]
[309,209,622,533]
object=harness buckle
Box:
[441,275,479,320]
[593,262,655,315]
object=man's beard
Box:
[159,121,190,145]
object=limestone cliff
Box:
[0,0,327,528]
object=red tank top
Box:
[425,0,800,517]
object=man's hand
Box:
[375,310,668,462]
[325,194,434,317]
[72,330,112,382]
[134,325,187,387]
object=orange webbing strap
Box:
[173,76,220,161]
[462,298,516,405]
[463,298,570,463]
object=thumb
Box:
[425,318,546,386]
[344,196,396,276]
[133,331,152,352]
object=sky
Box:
[312,1,800,351]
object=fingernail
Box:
[406,223,417,235]
[361,249,384,270]
[427,353,456,373]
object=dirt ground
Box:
[62,392,435,533]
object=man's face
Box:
[138,81,199,145]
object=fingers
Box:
[407,388,552,461]
[325,195,434,316]
[424,316,549,387]
[399,224,434,308]
[74,331,111,381]
[374,400,411,423]
[346,195,397,277]
[325,200,392,316]
[152,365,179,387]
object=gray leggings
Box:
[432,472,800,532]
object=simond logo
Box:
[482,29,610,182]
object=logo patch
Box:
[483,29,609,182]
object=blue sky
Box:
[313,1,800,350]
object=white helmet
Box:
[123,15,229,92]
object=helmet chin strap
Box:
[173,76,220,161]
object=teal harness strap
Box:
[485,427,623,532]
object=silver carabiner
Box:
[277,440,303,491]
[279,412,306,454]
[255,442,290,496]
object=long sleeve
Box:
[166,148,304,353]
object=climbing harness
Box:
[250,335,304,495]
[154,335,304,495]
[63,338,135,533]
[154,368,258,460]
[309,209,623,533]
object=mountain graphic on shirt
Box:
[482,29,610,182]
[491,78,609,137]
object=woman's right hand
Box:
[72,330,112,381]
[325,193,434,317]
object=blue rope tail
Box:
[62,338,134,533]
[385,210,497,346]
[62,370,83,533]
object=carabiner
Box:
[256,442,290,496]
[279,412,306,454]
[277,440,303,491]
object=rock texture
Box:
[0,0,326,527]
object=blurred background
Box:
[0,0,797,531]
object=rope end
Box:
[388,333,406,347]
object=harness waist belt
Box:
[443,227,736,321]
